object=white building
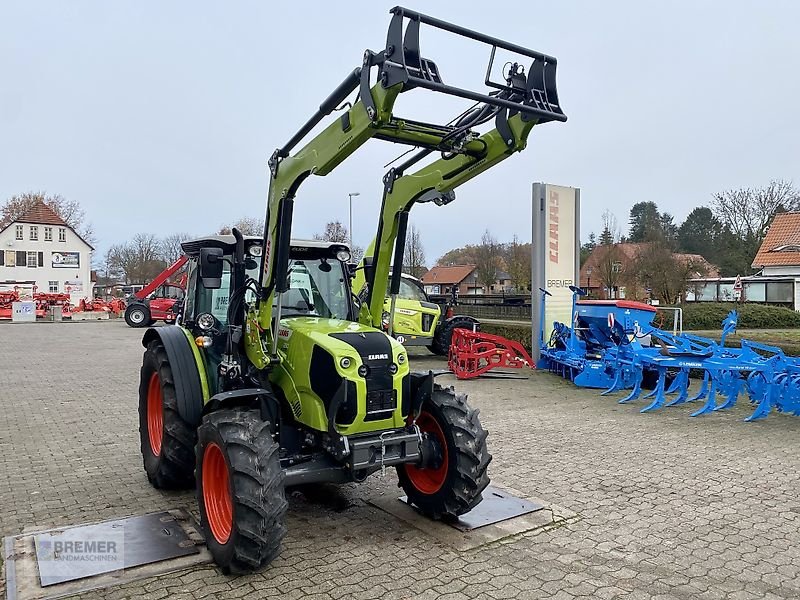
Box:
[0,201,94,303]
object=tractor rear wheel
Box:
[125,303,151,328]
[398,385,491,519]
[138,340,196,489]
[196,410,287,574]
[430,317,477,356]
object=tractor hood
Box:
[278,317,405,358]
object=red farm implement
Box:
[124,256,188,327]
[448,328,535,379]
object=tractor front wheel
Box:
[125,303,151,328]
[138,340,196,488]
[196,410,287,574]
[398,385,491,519]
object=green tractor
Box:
[137,6,565,573]
[371,272,479,355]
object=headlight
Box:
[358,365,369,378]
[197,312,216,331]
[398,353,406,364]
[336,249,351,262]
[388,363,398,375]
[339,357,352,369]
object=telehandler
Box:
[138,6,565,573]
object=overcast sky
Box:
[2,1,799,263]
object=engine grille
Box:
[365,389,397,421]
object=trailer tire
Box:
[196,410,287,574]
[138,340,196,489]
[126,304,151,328]
[397,385,491,519]
[430,316,478,356]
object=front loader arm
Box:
[247,6,565,369]
[364,112,538,327]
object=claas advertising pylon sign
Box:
[531,183,580,361]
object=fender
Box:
[142,326,206,428]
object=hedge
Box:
[667,303,800,330]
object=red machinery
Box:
[123,256,188,327]
[0,290,74,320]
[448,328,535,380]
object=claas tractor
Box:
[137,6,565,573]
[366,272,479,355]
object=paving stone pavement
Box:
[1,321,799,599]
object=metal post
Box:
[348,192,360,247]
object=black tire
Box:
[430,317,478,356]
[397,385,491,519]
[196,410,287,574]
[138,340,196,489]
[125,303,151,328]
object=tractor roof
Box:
[181,235,350,257]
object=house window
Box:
[15,225,23,240]
[49,281,59,293]
[30,226,38,241]
[611,261,622,273]
[44,227,53,241]
[58,227,66,242]
[5,250,15,267]
[27,252,37,267]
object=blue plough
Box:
[537,287,800,421]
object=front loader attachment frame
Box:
[252,6,566,369]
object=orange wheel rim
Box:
[405,411,448,494]
[147,373,163,456]
[203,442,233,544]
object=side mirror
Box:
[362,257,375,287]
[199,247,224,289]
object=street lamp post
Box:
[587,266,593,297]
[348,192,360,246]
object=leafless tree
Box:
[403,224,427,278]
[475,230,500,291]
[218,217,263,236]
[108,234,166,284]
[712,179,800,243]
[314,221,349,243]
[594,244,626,299]
[1,191,95,244]
[633,241,706,304]
[506,235,531,292]
[161,232,193,264]
[314,220,364,264]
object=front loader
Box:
[137,6,565,574]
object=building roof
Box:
[421,264,476,286]
[16,201,69,227]
[0,200,94,249]
[751,212,800,268]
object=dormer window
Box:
[771,244,800,252]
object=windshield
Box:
[278,259,350,320]
[392,277,428,302]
